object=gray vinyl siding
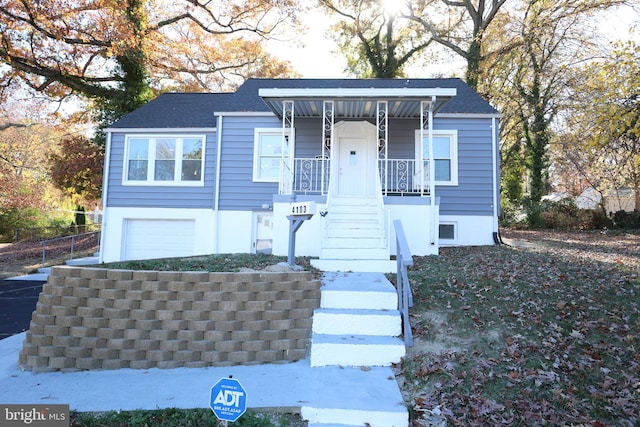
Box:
[436,117,495,216]
[106,132,217,208]
[218,116,281,210]
[385,117,496,216]
[105,114,496,217]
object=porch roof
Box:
[259,88,455,119]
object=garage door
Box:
[124,219,196,261]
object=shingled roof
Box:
[110,78,498,129]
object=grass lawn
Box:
[398,229,639,425]
[70,408,300,427]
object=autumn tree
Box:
[0,113,66,240]
[319,0,433,77]
[558,41,640,211]
[481,0,627,225]
[49,135,104,206]
[0,0,300,133]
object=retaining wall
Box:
[19,266,321,372]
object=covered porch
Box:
[259,87,457,270]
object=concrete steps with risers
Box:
[311,259,397,273]
[321,197,387,260]
[305,272,408,426]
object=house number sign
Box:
[290,201,316,216]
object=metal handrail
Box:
[393,219,414,347]
[40,230,101,269]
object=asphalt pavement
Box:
[0,278,45,340]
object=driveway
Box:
[0,279,45,340]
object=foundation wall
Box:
[19,266,320,372]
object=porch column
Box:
[377,100,388,195]
[280,100,294,194]
[421,98,437,245]
[322,100,334,195]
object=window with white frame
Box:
[253,129,293,182]
[415,130,458,186]
[124,135,205,185]
[439,223,456,241]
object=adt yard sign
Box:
[210,377,247,422]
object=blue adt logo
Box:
[210,378,247,422]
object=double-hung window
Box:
[124,135,205,185]
[253,128,293,182]
[415,130,458,186]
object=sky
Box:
[269,4,639,79]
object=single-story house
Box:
[99,78,500,272]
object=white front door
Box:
[334,122,377,198]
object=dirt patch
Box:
[0,237,100,279]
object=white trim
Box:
[99,131,112,264]
[259,88,457,98]
[415,129,459,186]
[105,127,216,133]
[436,113,502,119]
[214,112,274,117]
[122,134,206,187]
[252,128,294,183]
[214,115,223,253]
[491,117,499,233]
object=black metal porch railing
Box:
[393,219,414,347]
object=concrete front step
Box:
[322,236,386,249]
[304,407,408,427]
[319,272,398,310]
[300,364,408,427]
[325,226,382,239]
[313,308,401,336]
[65,256,99,266]
[310,334,405,367]
[304,272,409,425]
[321,247,389,260]
[312,259,397,273]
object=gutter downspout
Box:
[491,117,501,244]
[214,114,223,253]
[98,131,112,263]
[429,96,436,245]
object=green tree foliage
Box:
[482,0,627,225]
[319,0,432,77]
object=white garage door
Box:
[124,219,196,261]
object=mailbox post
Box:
[287,199,315,268]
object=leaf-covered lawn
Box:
[399,229,639,425]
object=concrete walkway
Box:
[0,333,406,422]
[1,265,410,426]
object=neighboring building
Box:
[604,188,636,213]
[99,78,501,272]
[576,187,602,210]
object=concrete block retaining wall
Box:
[19,266,321,372]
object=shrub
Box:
[526,198,594,229]
[611,209,640,229]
